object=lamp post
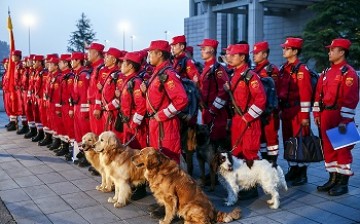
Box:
[23,15,35,55]
[130,35,135,51]
[120,22,129,50]
[164,30,168,41]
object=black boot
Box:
[55,142,69,156]
[4,121,10,128]
[238,186,259,200]
[16,121,29,135]
[292,166,308,186]
[38,133,52,146]
[6,121,17,131]
[267,155,278,167]
[261,152,268,160]
[48,138,61,150]
[131,183,147,200]
[328,174,349,196]
[24,127,37,139]
[88,166,100,176]
[78,156,90,167]
[317,172,337,192]
[285,166,299,182]
[31,129,44,142]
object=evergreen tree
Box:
[67,13,96,53]
[303,0,360,71]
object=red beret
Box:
[106,47,122,59]
[281,37,303,49]
[2,58,8,64]
[48,56,60,64]
[170,35,186,45]
[147,40,171,53]
[60,54,71,61]
[11,50,22,57]
[223,44,234,52]
[122,52,142,64]
[185,46,193,55]
[46,53,59,61]
[34,55,44,61]
[71,52,84,60]
[86,42,105,52]
[197,39,219,49]
[228,44,249,55]
[252,41,269,53]
[29,54,36,60]
[326,38,351,50]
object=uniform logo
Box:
[67,79,73,84]
[54,83,59,89]
[186,66,191,72]
[250,80,259,89]
[78,81,83,87]
[335,75,342,81]
[102,72,107,79]
[345,77,354,86]
[217,71,223,78]
[239,81,246,87]
[297,72,304,80]
[166,80,175,90]
[117,79,123,87]
[134,89,142,98]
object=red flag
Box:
[7,9,17,111]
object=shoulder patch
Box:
[217,71,223,78]
[345,77,354,86]
[78,81,83,87]
[250,80,259,89]
[166,80,175,90]
[134,89,142,98]
[297,72,304,80]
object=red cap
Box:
[138,49,148,59]
[86,42,105,52]
[122,52,142,64]
[24,56,29,61]
[197,39,219,49]
[2,58,8,64]
[105,47,122,59]
[147,40,171,53]
[326,38,351,50]
[223,44,234,52]
[170,35,186,45]
[48,56,60,64]
[33,55,44,61]
[71,52,84,60]
[11,50,22,57]
[185,46,193,55]
[29,54,35,60]
[60,54,71,61]
[252,41,269,53]
[228,44,249,55]
[46,53,59,61]
[281,37,303,49]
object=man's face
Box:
[33,60,41,69]
[71,59,81,69]
[48,63,57,73]
[87,49,99,63]
[148,50,162,66]
[11,55,20,63]
[282,47,297,59]
[200,46,214,61]
[171,43,183,56]
[121,60,132,75]
[59,60,68,71]
[253,51,267,64]
[104,54,116,67]
[328,47,344,63]
[228,54,244,67]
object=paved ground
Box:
[0,110,359,224]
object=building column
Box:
[204,3,216,39]
[248,0,264,48]
[189,0,196,17]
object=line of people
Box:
[1,36,358,199]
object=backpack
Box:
[290,63,319,105]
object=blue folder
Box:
[326,122,360,150]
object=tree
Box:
[303,0,360,71]
[0,40,10,61]
[67,13,96,53]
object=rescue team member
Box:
[56,54,75,158]
[96,47,122,139]
[278,37,312,186]
[226,43,266,199]
[13,51,27,133]
[198,38,229,150]
[86,42,105,136]
[119,51,147,149]
[252,41,280,165]
[141,40,188,164]
[170,35,200,175]
[313,38,359,196]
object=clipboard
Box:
[326,122,360,150]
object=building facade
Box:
[185,0,319,66]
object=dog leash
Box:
[123,128,138,147]
[231,124,249,152]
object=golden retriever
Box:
[132,147,241,224]
[94,131,146,208]
[81,132,113,192]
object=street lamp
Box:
[104,39,110,50]
[130,35,135,51]
[164,30,168,41]
[119,22,129,50]
[23,15,35,55]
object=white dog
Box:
[213,152,287,209]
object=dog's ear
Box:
[145,150,161,170]
[107,133,119,150]
[211,153,220,173]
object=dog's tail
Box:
[276,166,288,191]
[216,207,241,223]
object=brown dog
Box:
[94,131,146,208]
[81,132,113,192]
[132,147,241,224]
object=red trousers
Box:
[231,114,261,160]
[260,112,280,155]
[149,117,181,164]
[33,98,41,124]
[123,121,147,149]
[4,91,22,116]
[62,104,75,140]
[89,104,105,136]
[319,109,354,175]
[73,105,91,142]
[49,103,63,135]
[202,108,228,141]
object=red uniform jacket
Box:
[59,69,75,111]
[48,70,63,113]
[172,52,199,81]
[313,60,359,123]
[97,66,120,112]
[254,59,280,87]
[278,58,312,120]
[73,67,91,115]
[88,59,104,106]
[33,67,45,100]
[231,64,267,123]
